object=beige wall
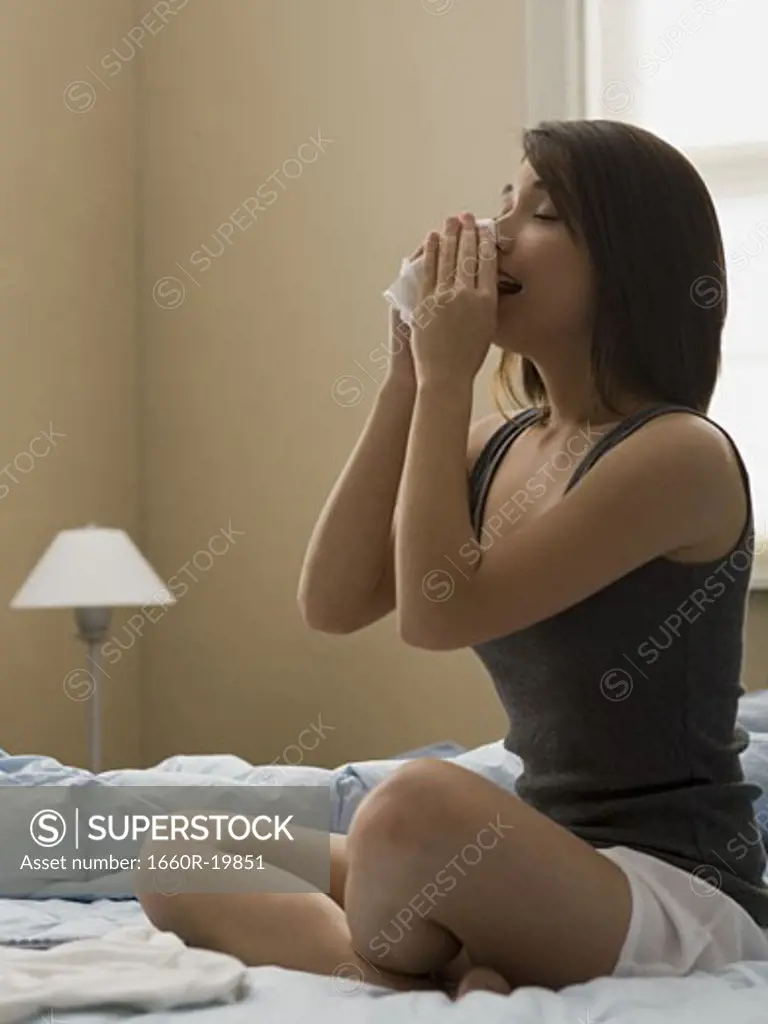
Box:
[2,1,766,771]
[745,596,768,692]
[138,0,528,767]
[0,0,140,767]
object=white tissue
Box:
[383,218,496,325]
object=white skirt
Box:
[597,846,768,977]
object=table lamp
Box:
[10,525,176,772]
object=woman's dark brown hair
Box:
[494,119,727,421]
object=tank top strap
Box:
[469,407,541,538]
[565,403,701,494]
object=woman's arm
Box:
[298,222,503,637]
[297,369,416,634]
[396,404,744,651]
[395,376,479,644]
[297,365,501,634]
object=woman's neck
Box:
[532,360,656,433]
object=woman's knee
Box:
[138,889,177,931]
[348,759,462,856]
[348,759,525,869]
[138,890,222,949]
[135,835,212,942]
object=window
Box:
[525,0,768,586]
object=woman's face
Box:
[493,159,595,356]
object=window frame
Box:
[524,0,586,126]
[524,0,768,588]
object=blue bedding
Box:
[1,692,767,898]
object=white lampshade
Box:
[10,526,176,609]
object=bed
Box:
[3,894,768,1023]
[2,692,768,1024]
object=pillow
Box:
[741,731,768,851]
[738,689,768,734]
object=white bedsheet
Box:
[1,891,768,1022]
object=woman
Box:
[140,119,768,995]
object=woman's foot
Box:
[454,967,512,999]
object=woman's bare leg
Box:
[224,826,349,907]
[343,758,633,991]
[137,850,434,990]
[136,802,514,996]
[172,816,349,906]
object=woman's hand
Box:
[411,214,497,387]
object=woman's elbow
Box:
[297,597,355,634]
[297,586,373,634]
[397,615,457,652]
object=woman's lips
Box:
[497,273,523,295]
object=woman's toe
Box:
[454,966,512,999]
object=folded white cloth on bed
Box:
[383,217,496,324]
[0,924,247,1024]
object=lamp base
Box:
[74,607,112,774]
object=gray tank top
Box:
[468,403,768,925]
